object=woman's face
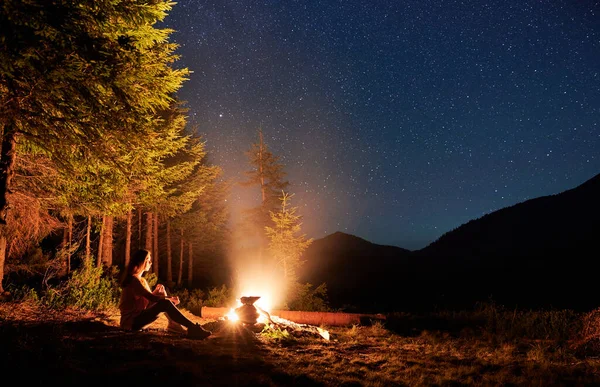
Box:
[135,254,152,275]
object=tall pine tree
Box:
[239,129,289,266]
[265,192,313,302]
[0,0,189,293]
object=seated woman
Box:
[119,249,211,340]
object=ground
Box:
[2,301,600,386]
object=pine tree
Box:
[155,134,220,282]
[239,129,289,265]
[265,192,313,301]
[0,0,189,293]
[172,155,229,287]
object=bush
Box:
[177,288,206,315]
[39,259,120,311]
[204,284,234,307]
[287,282,330,312]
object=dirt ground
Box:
[0,302,323,386]
[3,301,600,387]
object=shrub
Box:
[204,284,234,307]
[177,288,206,315]
[261,323,295,342]
[287,282,330,312]
[39,259,120,311]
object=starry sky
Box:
[161,0,600,251]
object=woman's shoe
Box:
[167,322,187,335]
[188,323,211,340]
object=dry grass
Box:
[1,300,600,386]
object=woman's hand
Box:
[168,296,180,306]
[154,284,167,296]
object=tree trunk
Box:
[187,241,193,286]
[0,124,17,225]
[145,211,152,251]
[62,221,68,274]
[177,229,184,286]
[67,216,73,274]
[0,235,6,294]
[0,124,16,294]
[125,209,132,268]
[138,207,142,249]
[85,215,91,267]
[97,215,105,267]
[166,220,172,283]
[101,215,113,267]
[153,212,159,277]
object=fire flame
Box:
[226,308,239,322]
[226,294,273,324]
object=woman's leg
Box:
[131,299,195,331]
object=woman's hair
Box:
[120,249,150,287]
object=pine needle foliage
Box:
[265,192,313,295]
[239,129,289,241]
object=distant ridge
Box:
[419,172,600,257]
[300,172,600,313]
[299,231,411,313]
[414,172,600,311]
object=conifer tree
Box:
[239,129,289,264]
[154,135,219,282]
[171,155,228,286]
[265,192,313,301]
[0,0,189,293]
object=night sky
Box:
[161,0,600,251]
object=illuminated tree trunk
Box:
[66,216,73,274]
[0,124,16,293]
[101,215,113,267]
[177,229,184,286]
[85,215,91,266]
[187,241,193,286]
[0,235,5,294]
[125,209,132,268]
[97,215,104,267]
[137,208,142,249]
[153,212,159,277]
[166,220,172,283]
[145,212,152,251]
[0,124,16,225]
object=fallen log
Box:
[201,307,385,327]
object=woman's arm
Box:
[134,279,180,305]
[132,278,163,303]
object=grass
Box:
[1,299,600,386]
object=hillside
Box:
[298,232,412,313]
[415,172,600,311]
[300,173,600,313]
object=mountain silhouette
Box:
[300,172,600,313]
[416,172,600,311]
[298,232,411,313]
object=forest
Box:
[0,1,317,313]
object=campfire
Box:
[223,295,330,340]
